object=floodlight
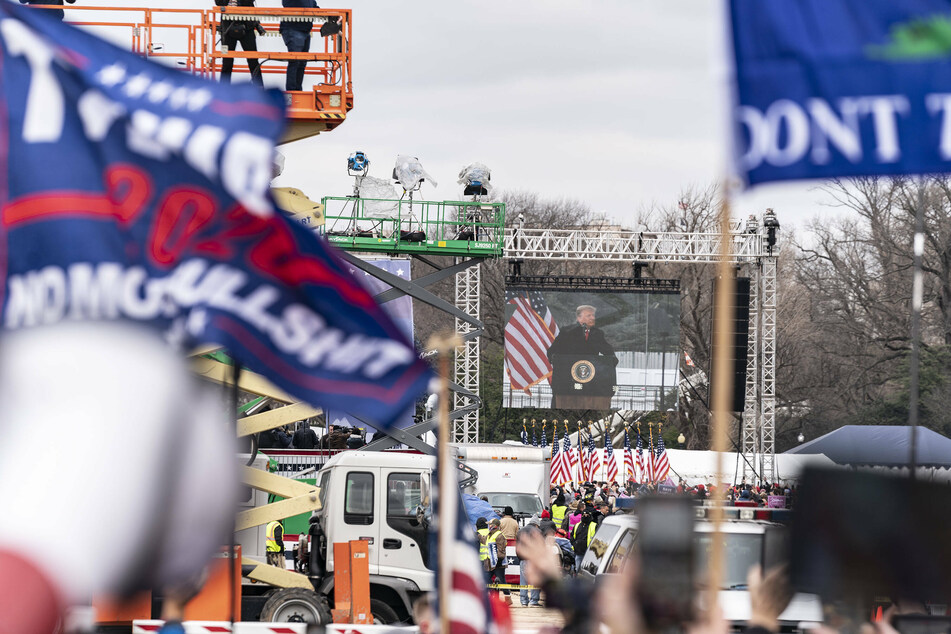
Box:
[347,151,369,176]
[458,162,491,197]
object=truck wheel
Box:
[259,588,331,624]
[370,598,399,624]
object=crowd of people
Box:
[256,419,376,451]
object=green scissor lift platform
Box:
[319,196,505,257]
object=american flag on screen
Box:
[587,426,601,482]
[504,290,559,393]
[604,432,618,483]
[623,427,636,482]
[636,429,646,483]
[654,433,670,483]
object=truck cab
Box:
[309,451,435,623]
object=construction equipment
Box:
[53,4,352,143]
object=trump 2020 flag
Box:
[730,0,951,185]
[0,2,430,429]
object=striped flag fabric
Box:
[532,425,538,447]
[654,433,670,483]
[646,432,656,483]
[635,429,646,483]
[541,426,548,448]
[604,433,618,484]
[587,427,601,482]
[503,290,559,393]
[564,430,578,484]
[520,426,529,445]
[548,427,562,487]
[432,464,493,634]
[623,427,635,482]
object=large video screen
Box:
[503,285,680,411]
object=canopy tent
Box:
[661,450,836,485]
[784,425,951,468]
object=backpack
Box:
[572,519,590,556]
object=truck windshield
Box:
[484,493,543,516]
[694,533,763,589]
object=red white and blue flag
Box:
[587,426,601,482]
[654,433,671,483]
[623,427,636,483]
[0,2,430,430]
[636,429,647,483]
[563,429,578,485]
[504,290,558,393]
[432,465,494,634]
[604,432,618,484]
[548,427,563,488]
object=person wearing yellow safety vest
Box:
[475,517,490,580]
[265,518,285,568]
[484,518,512,605]
[550,493,568,530]
[571,509,596,572]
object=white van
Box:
[578,514,823,630]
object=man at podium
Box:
[547,305,619,409]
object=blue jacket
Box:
[282,0,318,34]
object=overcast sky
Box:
[70,0,838,233]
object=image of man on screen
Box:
[547,305,619,409]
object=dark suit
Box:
[215,0,263,86]
[547,323,618,408]
[19,0,75,21]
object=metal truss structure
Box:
[453,261,481,443]
[332,213,778,479]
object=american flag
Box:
[654,433,670,483]
[564,429,578,484]
[504,290,559,393]
[587,426,601,482]
[540,426,548,448]
[432,464,493,634]
[623,427,636,482]
[520,426,528,445]
[604,432,618,483]
[646,431,656,483]
[635,429,646,483]
[532,424,538,447]
[548,427,561,487]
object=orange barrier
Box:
[331,540,371,624]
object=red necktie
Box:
[585,330,589,341]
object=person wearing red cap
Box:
[539,509,557,535]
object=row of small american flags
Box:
[532,424,671,485]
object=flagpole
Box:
[908,178,925,480]
[430,333,460,634]
[708,186,734,609]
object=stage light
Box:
[458,162,492,197]
[347,150,369,176]
[392,155,436,192]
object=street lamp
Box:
[797,432,804,443]
[677,432,685,447]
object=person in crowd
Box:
[475,517,490,578]
[214,0,265,86]
[485,518,511,604]
[551,493,568,529]
[515,519,542,607]
[412,594,434,634]
[264,517,284,568]
[538,509,557,536]
[500,506,519,539]
[346,427,364,449]
[571,508,595,571]
[271,425,292,448]
[280,0,316,91]
[566,501,583,536]
[19,0,75,21]
[292,420,318,449]
[325,424,350,449]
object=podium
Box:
[549,353,617,409]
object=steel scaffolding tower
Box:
[759,251,778,481]
[742,251,761,482]
[453,260,481,443]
